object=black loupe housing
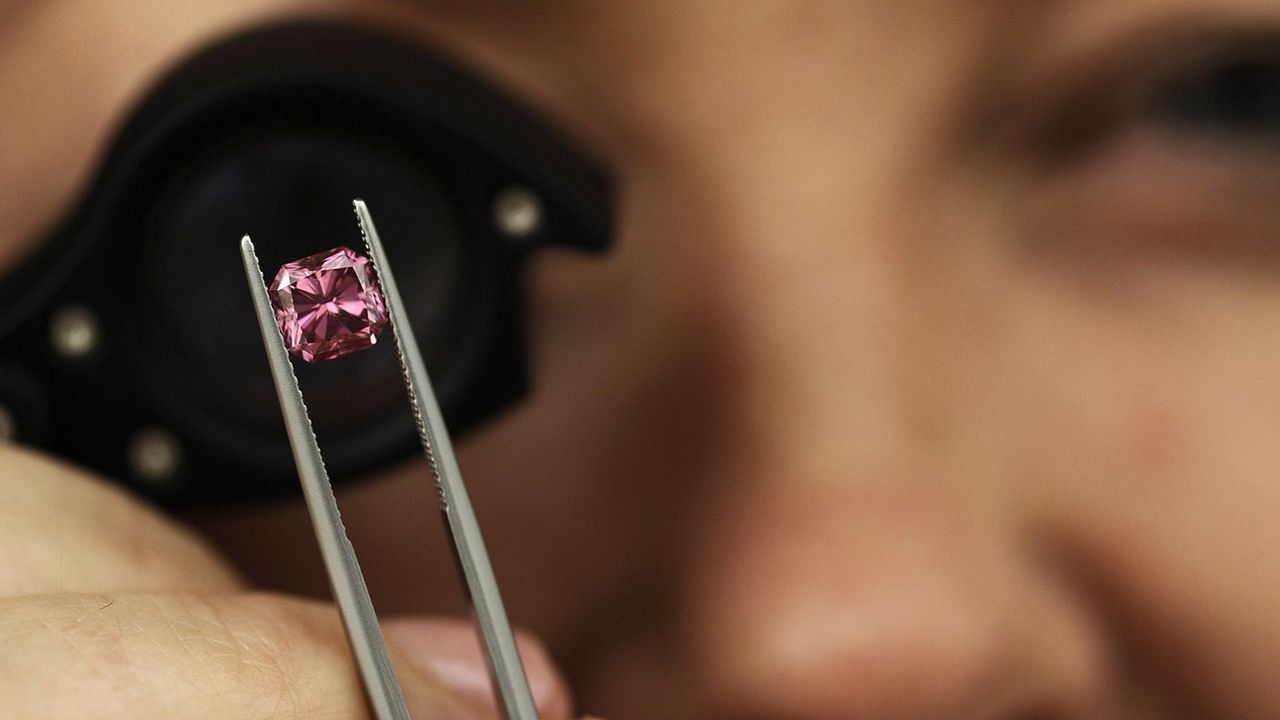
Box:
[0,21,614,506]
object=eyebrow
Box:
[1038,0,1280,56]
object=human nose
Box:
[677,248,1110,720]
[686,473,1109,719]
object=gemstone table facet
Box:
[269,246,388,363]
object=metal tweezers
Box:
[239,200,538,720]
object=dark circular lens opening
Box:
[124,107,487,477]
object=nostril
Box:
[713,704,1071,720]
[1010,707,1066,720]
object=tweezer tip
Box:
[352,201,373,250]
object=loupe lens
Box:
[129,114,484,473]
[0,20,612,505]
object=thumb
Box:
[0,592,566,720]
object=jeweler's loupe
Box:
[0,21,613,506]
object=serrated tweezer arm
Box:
[239,199,538,720]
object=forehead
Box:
[428,0,1280,87]
[436,0,1279,35]
[418,0,1279,157]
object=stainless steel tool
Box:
[240,199,538,720]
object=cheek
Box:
[1002,259,1280,715]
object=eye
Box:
[999,29,1280,164]
[1006,28,1280,266]
[1150,44,1280,144]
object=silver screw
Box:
[128,427,183,485]
[0,404,16,444]
[50,305,101,360]
[492,186,544,239]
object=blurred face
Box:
[5,1,1280,718]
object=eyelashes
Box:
[990,25,1280,167]
[1146,39,1280,144]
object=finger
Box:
[383,617,575,720]
[0,592,575,720]
[0,445,242,595]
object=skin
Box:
[2,1,1279,718]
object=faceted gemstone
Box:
[269,246,388,363]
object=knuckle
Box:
[0,446,241,594]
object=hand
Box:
[0,445,576,720]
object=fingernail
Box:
[383,616,572,720]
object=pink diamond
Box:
[269,246,388,363]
